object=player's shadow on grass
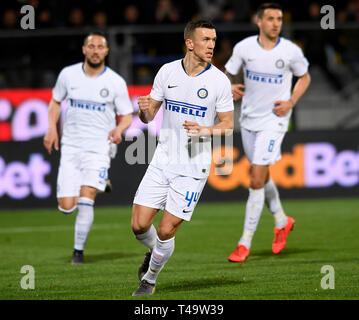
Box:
[159,277,248,293]
[250,247,317,259]
[62,252,138,263]
[86,252,140,263]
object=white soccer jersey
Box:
[225,36,309,132]
[52,62,133,154]
[150,59,234,179]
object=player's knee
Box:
[250,178,265,190]
[131,220,149,235]
[58,198,77,212]
[131,204,155,234]
[157,225,175,241]
[131,214,150,235]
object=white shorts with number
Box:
[57,146,110,198]
[241,127,285,166]
[133,165,207,221]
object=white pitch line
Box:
[0,223,124,234]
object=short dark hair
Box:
[257,3,283,18]
[184,20,215,41]
[83,31,108,46]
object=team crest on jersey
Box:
[275,59,285,69]
[197,88,208,99]
[100,88,109,97]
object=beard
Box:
[86,57,104,69]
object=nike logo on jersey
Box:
[183,209,191,213]
[168,85,178,88]
[70,87,79,90]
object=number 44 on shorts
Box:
[185,191,199,207]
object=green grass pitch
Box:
[0,198,358,300]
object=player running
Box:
[131,20,234,295]
[43,32,133,264]
[225,3,311,262]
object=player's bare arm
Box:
[108,113,133,144]
[273,72,311,117]
[138,95,162,124]
[225,70,245,102]
[183,110,234,137]
[43,98,61,154]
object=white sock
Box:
[264,178,287,228]
[142,236,175,284]
[74,197,94,251]
[135,224,157,251]
[273,211,288,229]
[238,230,254,249]
[239,188,265,249]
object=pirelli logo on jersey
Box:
[69,99,106,112]
[246,69,283,84]
[165,99,207,118]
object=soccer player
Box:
[131,20,234,295]
[43,32,133,264]
[225,3,311,262]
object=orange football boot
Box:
[228,244,250,262]
[272,216,295,254]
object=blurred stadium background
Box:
[1,0,359,208]
[0,0,359,300]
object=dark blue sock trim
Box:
[77,202,94,207]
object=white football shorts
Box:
[241,127,285,166]
[133,165,207,221]
[57,146,110,198]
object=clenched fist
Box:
[138,95,151,113]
